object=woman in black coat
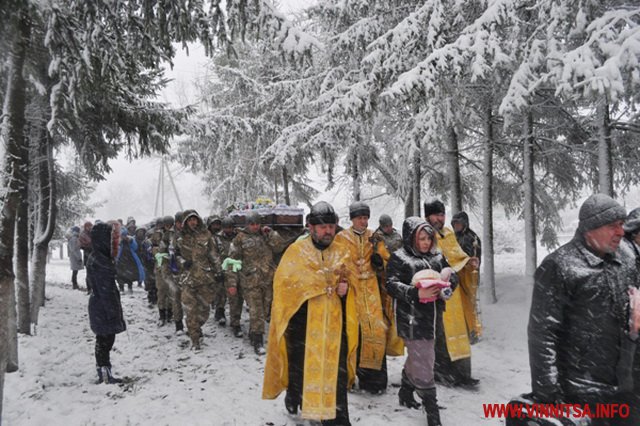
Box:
[88,222,126,384]
[386,217,457,426]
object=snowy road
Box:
[4,258,531,425]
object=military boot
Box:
[231,325,243,338]
[214,307,226,326]
[399,369,421,409]
[416,388,442,426]
[157,309,167,327]
[251,333,266,355]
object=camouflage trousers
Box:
[155,266,171,311]
[240,270,273,335]
[161,266,183,322]
[182,281,215,344]
[213,279,226,311]
[228,287,244,328]
[212,279,245,328]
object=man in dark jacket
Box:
[88,222,126,384]
[451,211,481,260]
[450,210,482,343]
[528,194,639,425]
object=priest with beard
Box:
[263,202,358,426]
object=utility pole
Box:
[154,156,184,217]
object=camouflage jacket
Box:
[225,228,286,286]
[373,227,403,254]
[214,230,236,259]
[176,227,221,285]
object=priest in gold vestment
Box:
[263,202,358,425]
[424,200,480,388]
[333,201,389,394]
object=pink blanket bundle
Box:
[630,287,640,340]
[415,279,451,303]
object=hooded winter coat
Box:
[87,223,126,336]
[386,217,458,341]
[67,227,84,271]
[528,232,638,403]
[116,228,145,284]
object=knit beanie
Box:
[578,194,626,233]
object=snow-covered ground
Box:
[5,255,532,425]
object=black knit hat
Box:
[424,200,445,217]
[309,201,337,225]
[349,201,370,219]
[578,194,626,233]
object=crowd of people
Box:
[63,193,640,426]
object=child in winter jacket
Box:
[386,217,457,426]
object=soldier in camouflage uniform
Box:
[151,216,173,326]
[373,214,403,253]
[176,211,221,350]
[215,217,243,337]
[226,211,285,354]
[207,215,226,325]
[165,211,185,332]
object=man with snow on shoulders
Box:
[528,193,639,425]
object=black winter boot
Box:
[399,369,421,409]
[214,307,226,326]
[231,325,243,338]
[97,366,123,384]
[157,309,167,327]
[175,320,184,333]
[251,333,266,355]
[417,388,442,426]
[284,390,300,414]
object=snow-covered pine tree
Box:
[547,2,640,196]
[0,1,320,417]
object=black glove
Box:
[215,272,225,283]
[183,260,193,269]
[371,253,384,269]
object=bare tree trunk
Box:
[16,121,30,334]
[282,166,290,205]
[412,141,421,216]
[597,100,613,197]
[351,149,361,202]
[0,6,31,417]
[273,174,279,204]
[482,103,497,303]
[31,129,57,327]
[524,110,537,276]
[7,264,19,372]
[447,126,462,214]
[404,187,414,219]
